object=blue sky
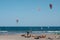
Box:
[0,0,60,26]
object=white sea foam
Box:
[0,31,8,33]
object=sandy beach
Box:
[0,33,60,40]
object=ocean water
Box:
[0,26,60,34]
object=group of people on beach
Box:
[21,31,46,39]
[21,31,60,40]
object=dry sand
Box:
[0,33,60,40]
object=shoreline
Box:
[0,32,60,40]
